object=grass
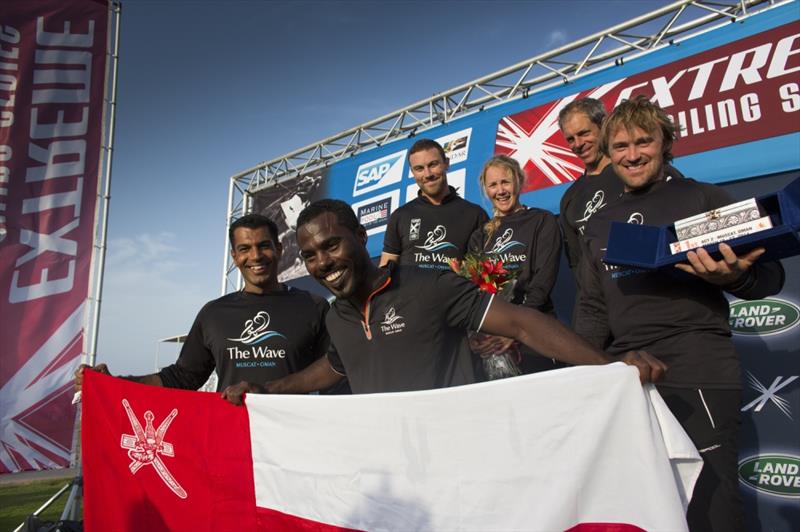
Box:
[0,478,75,531]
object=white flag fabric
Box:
[83,363,701,531]
[248,363,701,531]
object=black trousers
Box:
[657,386,744,532]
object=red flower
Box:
[478,279,498,294]
[450,252,517,295]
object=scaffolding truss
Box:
[222,0,781,293]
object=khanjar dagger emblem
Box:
[119,399,187,499]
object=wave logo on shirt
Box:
[738,454,800,498]
[729,298,800,336]
[415,225,457,252]
[227,311,287,345]
[627,212,644,225]
[490,229,523,254]
[380,307,406,335]
[575,190,607,224]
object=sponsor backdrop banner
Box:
[253,5,799,264]
[248,4,800,530]
[0,0,109,473]
[83,366,701,531]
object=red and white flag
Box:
[83,364,702,531]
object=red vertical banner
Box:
[0,0,109,472]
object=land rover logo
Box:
[738,455,800,497]
[729,298,800,336]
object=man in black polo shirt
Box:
[75,214,331,394]
[223,200,665,399]
[575,96,784,532]
[380,139,488,270]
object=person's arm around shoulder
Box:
[573,240,612,349]
[380,209,403,266]
[473,202,490,230]
[558,182,582,271]
[379,252,399,267]
[521,211,562,309]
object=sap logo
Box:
[739,454,800,498]
[353,150,406,197]
[729,298,800,336]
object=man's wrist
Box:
[248,382,267,394]
[722,268,754,293]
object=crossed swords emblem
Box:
[120,399,188,499]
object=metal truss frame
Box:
[222,0,783,294]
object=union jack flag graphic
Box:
[494,82,623,193]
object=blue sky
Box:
[98,0,670,375]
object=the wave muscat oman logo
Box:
[729,298,800,335]
[227,311,286,344]
[415,225,456,252]
[120,399,187,499]
[739,455,800,498]
[490,229,523,254]
[353,150,406,197]
[380,307,405,335]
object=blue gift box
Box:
[604,177,800,269]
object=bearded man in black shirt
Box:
[380,139,488,270]
[222,199,666,398]
[75,214,332,394]
[575,96,785,532]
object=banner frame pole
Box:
[84,0,122,369]
[46,1,123,526]
[220,174,235,296]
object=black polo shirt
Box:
[575,177,784,389]
[383,186,488,270]
[326,264,493,393]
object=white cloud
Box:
[546,29,568,48]
[95,232,218,376]
[107,232,179,268]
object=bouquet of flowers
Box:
[449,253,521,380]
